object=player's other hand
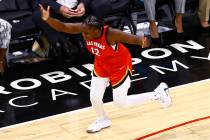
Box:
[39,4,50,21]
[141,37,151,48]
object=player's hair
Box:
[83,15,104,29]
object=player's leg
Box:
[87,76,111,133]
[113,76,159,108]
[90,76,109,120]
[113,76,171,108]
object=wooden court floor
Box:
[0,79,210,140]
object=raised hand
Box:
[39,4,50,21]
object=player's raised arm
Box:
[107,28,150,48]
[39,4,85,34]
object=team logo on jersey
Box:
[86,41,105,50]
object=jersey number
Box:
[91,48,100,56]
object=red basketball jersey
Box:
[83,26,132,87]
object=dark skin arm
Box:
[39,4,85,34]
[46,17,85,34]
[39,5,150,48]
[107,28,148,48]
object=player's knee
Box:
[113,100,127,108]
[90,94,102,104]
[113,92,128,108]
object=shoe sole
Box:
[86,125,111,133]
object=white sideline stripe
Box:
[0,78,209,131]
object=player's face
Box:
[83,25,102,40]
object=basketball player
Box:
[39,5,171,133]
